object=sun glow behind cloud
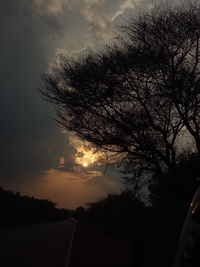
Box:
[83,162,88,167]
[69,134,103,168]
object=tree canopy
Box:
[41,3,200,178]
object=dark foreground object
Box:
[0,220,75,267]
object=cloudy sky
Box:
[0,0,157,209]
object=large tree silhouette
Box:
[41,3,200,177]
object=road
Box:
[0,220,76,267]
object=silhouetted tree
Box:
[87,190,146,235]
[153,153,200,222]
[40,3,200,185]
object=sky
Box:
[0,0,163,209]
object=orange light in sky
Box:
[83,162,88,167]
[69,134,103,167]
[76,149,100,167]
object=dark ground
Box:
[0,219,179,267]
[70,221,178,267]
[70,222,135,267]
[0,220,74,267]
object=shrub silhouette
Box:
[0,186,69,225]
[87,190,148,236]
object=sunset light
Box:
[76,149,99,167]
[69,134,103,168]
[83,162,88,167]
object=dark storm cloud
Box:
[0,0,76,182]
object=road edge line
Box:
[65,220,77,267]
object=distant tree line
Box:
[0,186,70,225]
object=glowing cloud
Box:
[34,0,64,15]
[69,134,103,167]
[83,162,88,167]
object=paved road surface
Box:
[0,220,75,267]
